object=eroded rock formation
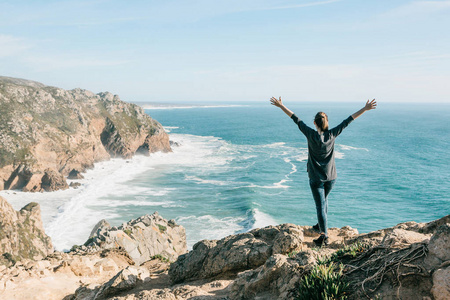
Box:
[0,196,53,266]
[0,76,171,192]
[80,212,187,265]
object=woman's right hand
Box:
[365,99,377,111]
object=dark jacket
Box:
[291,114,354,182]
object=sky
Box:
[1,0,449,103]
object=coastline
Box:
[3,101,450,251]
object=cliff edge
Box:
[1,211,448,300]
[0,76,171,192]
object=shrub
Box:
[288,251,298,258]
[151,254,170,262]
[157,224,167,233]
[298,262,349,300]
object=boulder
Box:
[432,266,450,300]
[67,169,84,179]
[41,168,69,191]
[169,224,304,283]
[69,182,81,188]
[229,250,320,300]
[427,224,450,262]
[381,228,431,248]
[348,216,449,248]
[84,212,187,265]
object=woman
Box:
[270,97,377,246]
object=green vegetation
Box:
[0,146,33,168]
[288,250,298,258]
[298,262,349,300]
[297,242,368,300]
[123,229,133,236]
[157,224,167,233]
[151,254,170,263]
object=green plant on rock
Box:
[157,224,167,233]
[151,254,170,263]
[288,250,298,258]
[335,242,369,259]
[298,262,350,300]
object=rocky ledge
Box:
[0,194,448,300]
[0,76,171,192]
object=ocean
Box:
[2,102,449,251]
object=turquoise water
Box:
[114,102,450,246]
[3,102,449,250]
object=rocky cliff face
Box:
[0,76,171,192]
[0,196,53,266]
[1,211,448,300]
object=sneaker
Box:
[312,223,320,231]
[313,234,328,246]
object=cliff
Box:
[0,76,171,192]
[0,207,448,300]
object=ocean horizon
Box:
[2,101,449,251]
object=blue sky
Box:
[1,0,449,102]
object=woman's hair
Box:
[314,112,329,131]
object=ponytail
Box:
[314,112,329,131]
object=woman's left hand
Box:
[270,97,283,108]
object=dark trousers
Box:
[309,179,335,236]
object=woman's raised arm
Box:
[351,99,377,120]
[270,97,294,118]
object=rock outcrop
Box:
[0,213,448,300]
[80,212,187,265]
[169,223,304,283]
[0,196,53,266]
[0,76,171,192]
